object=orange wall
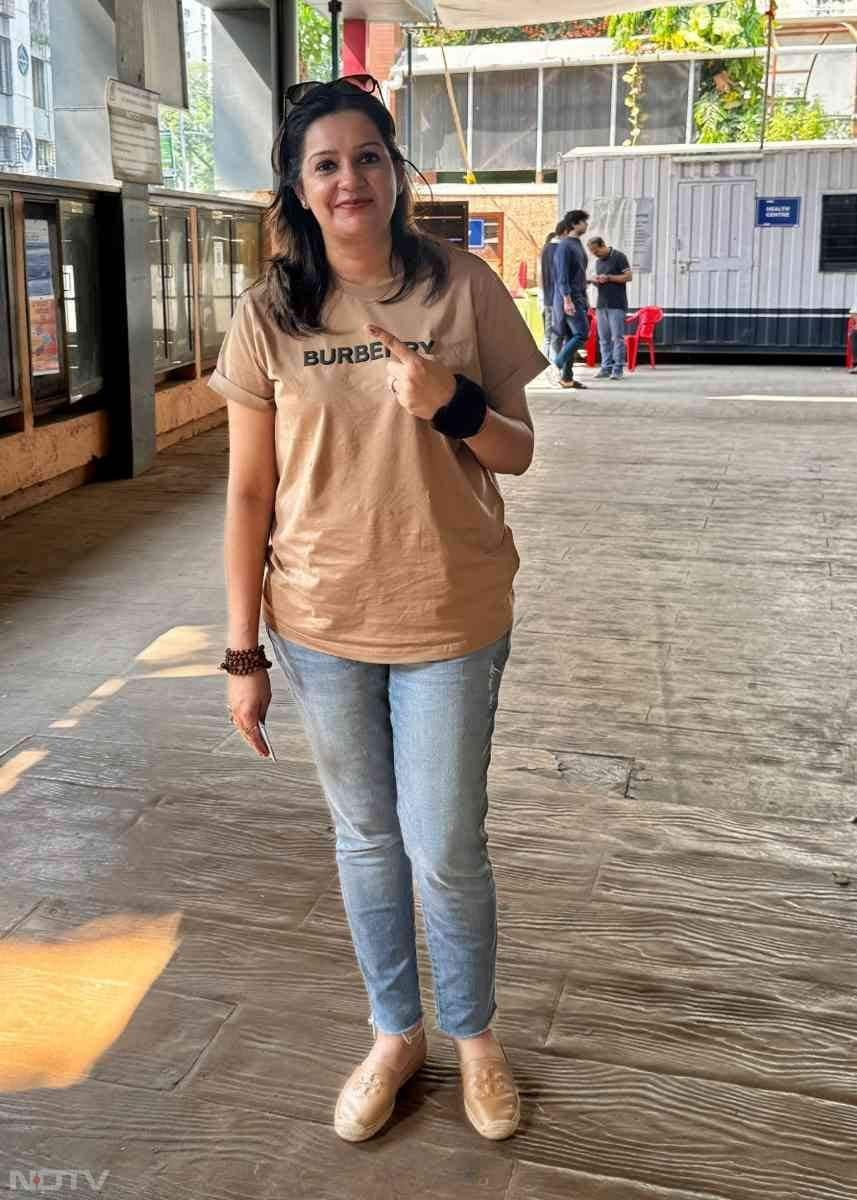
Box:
[155,376,226,451]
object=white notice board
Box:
[105,79,163,185]
[586,196,654,272]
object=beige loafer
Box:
[460,1044,520,1140]
[334,1025,426,1143]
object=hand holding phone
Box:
[257,720,277,762]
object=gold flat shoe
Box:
[334,1025,426,1143]
[460,1044,520,1140]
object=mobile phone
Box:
[257,720,277,762]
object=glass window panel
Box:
[0,37,11,96]
[542,65,615,166]
[24,202,65,405]
[148,208,168,368]
[162,207,194,364]
[0,202,16,416]
[617,62,690,147]
[199,208,232,360]
[412,74,468,174]
[0,125,18,164]
[820,193,857,271]
[36,139,54,175]
[472,70,538,173]
[58,199,102,398]
[230,215,260,307]
[33,56,48,109]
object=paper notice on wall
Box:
[29,298,60,375]
[586,197,654,272]
[105,78,163,185]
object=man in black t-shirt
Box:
[587,236,632,380]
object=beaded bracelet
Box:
[219,645,272,676]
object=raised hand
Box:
[367,325,456,422]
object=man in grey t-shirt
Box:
[588,236,633,380]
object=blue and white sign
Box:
[756,196,800,228]
[468,218,485,250]
[17,45,29,76]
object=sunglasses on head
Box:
[285,74,383,108]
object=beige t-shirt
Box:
[210,246,547,663]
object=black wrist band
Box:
[431,374,488,439]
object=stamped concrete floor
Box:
[1,362,857,1199]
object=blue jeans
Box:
[554,300,589,376]
[268,629,512,1038]
[597,307,627,373]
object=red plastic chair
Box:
[846,315,857,369]
[585,308,598,367]
[624,306,664,371]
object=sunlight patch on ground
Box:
[134,625,221,677]
[0,749,48,796]
[0,912,181,1091]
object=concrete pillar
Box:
[212,9,272,194]
[110,0,155,477]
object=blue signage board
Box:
[756,196,800,227]
[468,217,485,249]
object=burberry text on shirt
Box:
[303,340,435,367]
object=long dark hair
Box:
[264,87,448,337]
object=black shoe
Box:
[560,378,587,390]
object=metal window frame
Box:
[819,190,857,272]
[536,67,544,173]
[58,197,104,403]
[32,55,48,110]
[610,63,619,147]
[0,36,11,97]
[0,192,19,416]
[35,138,54,174]
[150,202,196,373]
[414,43,856,161]
[685,59,697,145]
[0,126,18,165]
[23,196,70,414]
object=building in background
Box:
[0,0,55,178]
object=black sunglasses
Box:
[286,74,383,108]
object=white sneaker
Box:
[546,364,562,387]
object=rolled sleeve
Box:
[474,261,548,409]
[208,291,276,412]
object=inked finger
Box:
[367,325,414,364]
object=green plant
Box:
[622,62,646,145]
[299,0,332,81]
[610,1,840,144]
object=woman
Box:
[210,76,546,1144]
